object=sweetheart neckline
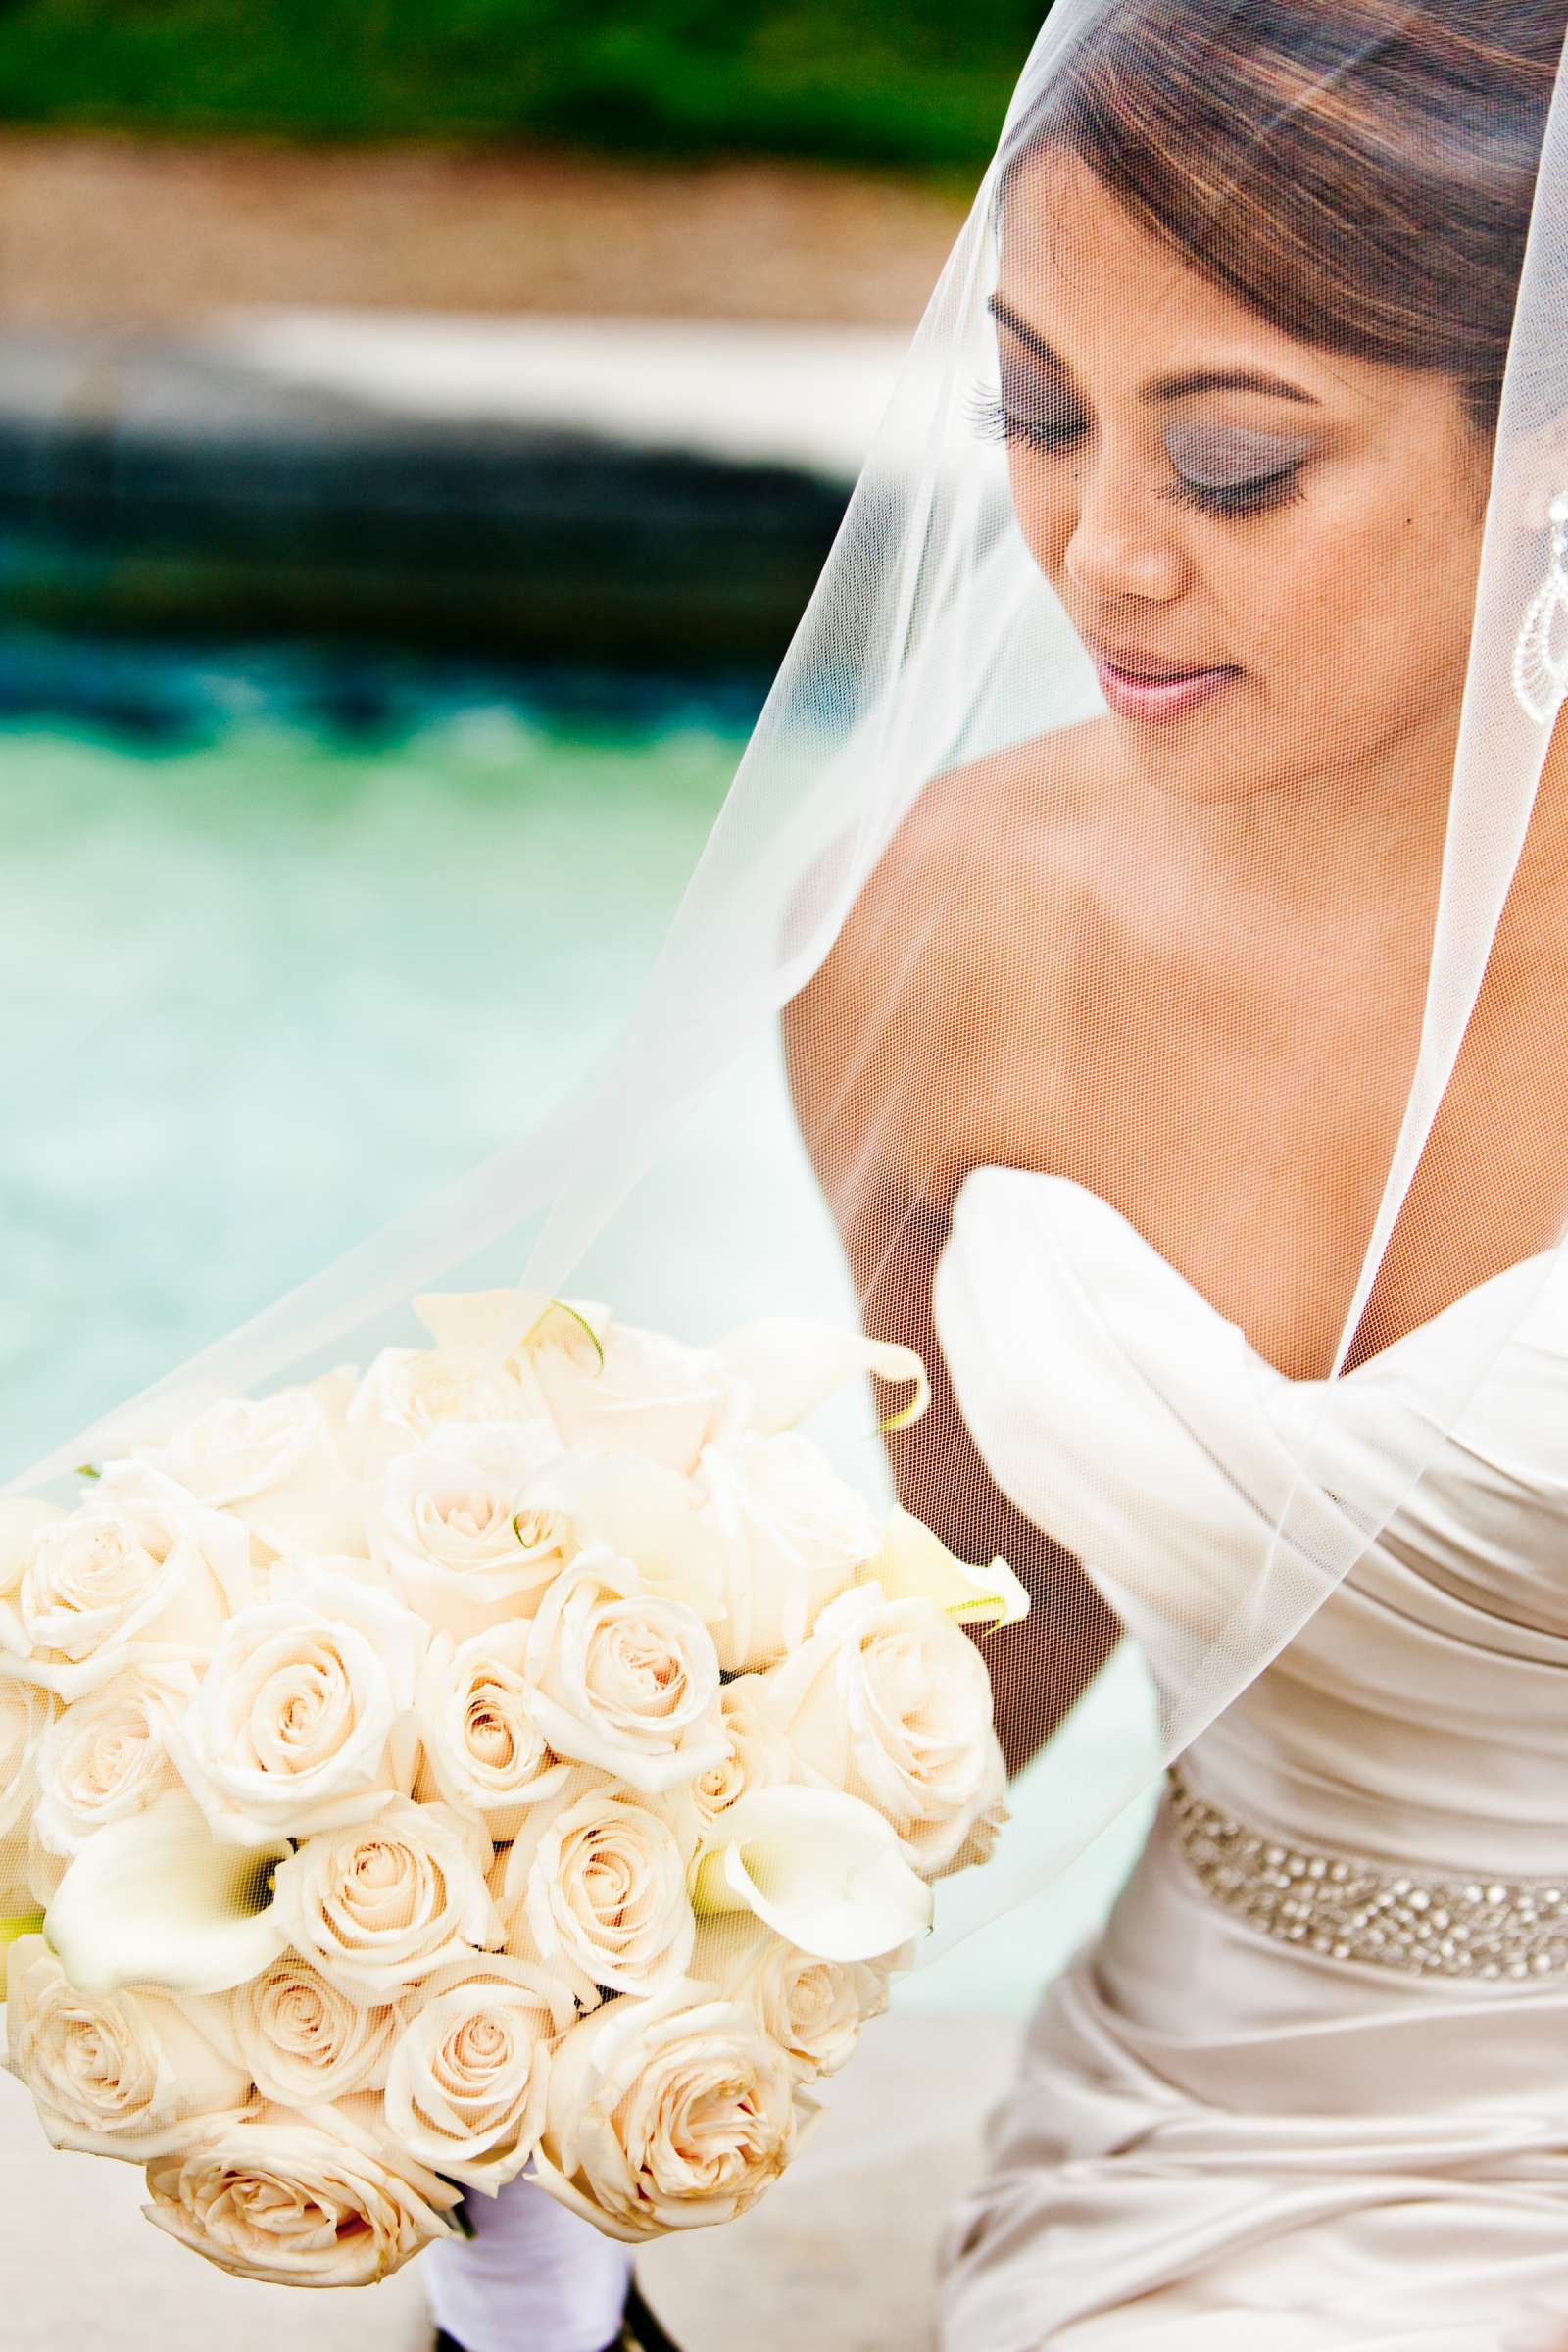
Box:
[956,1165,1562,1389]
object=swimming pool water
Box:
[2,645,754,1464]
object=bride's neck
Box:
[1137,697,1489,923]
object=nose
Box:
[1059,450,1190,606]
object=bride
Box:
[419,0,1568,2343]
[0,0,1545,2347]
[785,1,1568,2342]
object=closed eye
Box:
[967,381,1311,518]
[1161,418,1314,517]
[965,381,1086,453]
[1161,464,1307,518]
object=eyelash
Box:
[1161,470,1306,520]
[965,385,1307,521]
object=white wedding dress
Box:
[930,1166,1568,2352]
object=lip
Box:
[1093,654,1240,723]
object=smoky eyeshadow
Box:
[998,351,1075,426]
[1163,417,1316,490]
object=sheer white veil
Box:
[9,0,1568,1957]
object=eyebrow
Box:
[987,294,1320,407]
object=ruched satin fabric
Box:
[931,1167,1568,2350]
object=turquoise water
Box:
[0,637,1152,2011]
[1,645,753,1466]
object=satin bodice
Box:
[929,1169,1568,2345]
[930,1165,1568,1880]
[932,1170,1568,2341]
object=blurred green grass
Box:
[0,0,1053,172]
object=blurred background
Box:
[0,9,1160,2346]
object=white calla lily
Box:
[528,1450,728,1620]
[691,1784,932,1962]
[519,1296,612,1363]
[532,1322,728,1471]
[1,1909,44,1968]
[715,1318,929,1435]
[414,1289,542,1363]
[864,1505,1031,1630]
[43,1789,288,1998]
[414,1290,612,1369]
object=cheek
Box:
[1372,500,1485,683]
[1253,490,1484,718]
[1008,457,1071,576]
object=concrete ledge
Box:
[0,316,910,663]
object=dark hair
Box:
[1001,0,1567,435]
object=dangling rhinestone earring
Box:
[1512,490,1568,722]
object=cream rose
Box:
[0,1500,65,1650]
[415,1623,569,1836]
[304,1362,360,1435]
[142,2096,462,2285]
[163,1561,424,1846]
[522,1547,724,1795]
[345,1345,543,1486]
[136,1386,364,1561]
[0,1673,57,1844]
[692,1916,890,2081]
[694,1429,880,1671]
[532,1977,803,2241]
[231,1952,398,2103]
[762,1584,999,1875]
[501,1769,696,2001]
[682,1674,795,1835]
[0,1498,64,1590]
[4,1934,249,2159]
[929,1728,1010,1880]
[8,1465,250,1700]
[24,1819,65,1908]
[270,1796,501,2002]
[383,1953,575,2191]
[30,1663,192,1856]
[369,1419,570,1638]
[533,1320,734,1473]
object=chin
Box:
[1111,696,1287,805]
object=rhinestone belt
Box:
[1166,1759,1568,1980]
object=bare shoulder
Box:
[894,714,1107,898]
[780,718,1108,1209]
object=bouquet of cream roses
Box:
[0,1291,1026,2287]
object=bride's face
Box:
[996,148,1494,808]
